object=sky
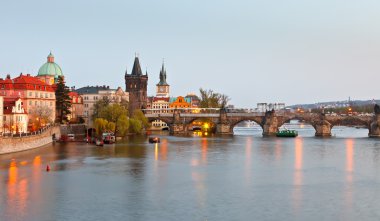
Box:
[1,0,379,107]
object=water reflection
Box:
[293,137,303,213]
[6,160,29,220]
[201,138,208,164]
[245,137,252,185]
[344,139,354,214]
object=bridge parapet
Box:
[227,113,266,117]
[180,113,219,118]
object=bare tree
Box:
[29,106,53,128]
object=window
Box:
[50,102,53,106]
[29,92,32,97]
[29,100,32,105]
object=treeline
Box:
[92,98,148,138]
[311,104,375,114]
[199,88,230,108]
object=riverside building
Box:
[0,74,56,124]
[76,86,129,126]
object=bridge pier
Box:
[369,114,380,138]
[216,124,233,135]
[262,111,279,137]
[314,120,332,137]
[170,124,187,135]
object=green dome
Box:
[37,52,63,79]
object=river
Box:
[1,124,380,221]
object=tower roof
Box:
[37,52,63,79]
[157,63,169,86]
[131,56,143,75]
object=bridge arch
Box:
[329,116,370,137]
[279,116,317,130]
[184,117,219,132]
[230,118,264,129]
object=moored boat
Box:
[96,139,104,146]
[149,137,160,143]
[276,129,298,137]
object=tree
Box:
[29,106,53,129]
[55,76,72,123]
[132,109,149,129]
[94,118,108,138]
[99,103,128,135]
[117,115,129,137]
[91,97,111,120]
[199,88,230,108]
[106,122,116,132]
[129,118,142,134]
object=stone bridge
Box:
[144,109,380,137]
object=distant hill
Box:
[288,99,380,109]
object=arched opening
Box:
[232,120,263,136]
[279,119,316,137]
[331,118,369,138]
[187,118,216,135]
[148,118,171,132]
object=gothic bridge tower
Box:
[125,56,148,114]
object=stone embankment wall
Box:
[60,124,86,136]
[0,126,61,155]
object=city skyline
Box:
[1,0,380,107]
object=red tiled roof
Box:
[0,74,55,92]
[3,98,26,114]
[152,97,170,102]
[69,91,79,97]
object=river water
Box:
[1,124,380,221]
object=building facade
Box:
[0,96,3,134]
[257,103,286,112]
[76,86,129,126]
[125,56,148,114]
[185,93,201,108]
[169,96,191,109]
[0,74,56,123]
[68,91,84,123]
[3,98,28,134]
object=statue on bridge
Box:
[375,104,380,115]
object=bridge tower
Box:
[125,56,148,114]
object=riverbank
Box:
[0,126,61,154]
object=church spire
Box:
[131,56,143,75]
[157,62,168,86]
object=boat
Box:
[276,129,298,137]
[102,132,115,144]
[149,137,160,143]
[95,139,104,146]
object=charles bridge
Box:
[143,108,380,137]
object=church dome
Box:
[37,52,63,79]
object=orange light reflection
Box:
[292,137,303,213]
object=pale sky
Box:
[1,0,379,107]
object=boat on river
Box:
[149,137,160,143]
[276,129,298,137]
